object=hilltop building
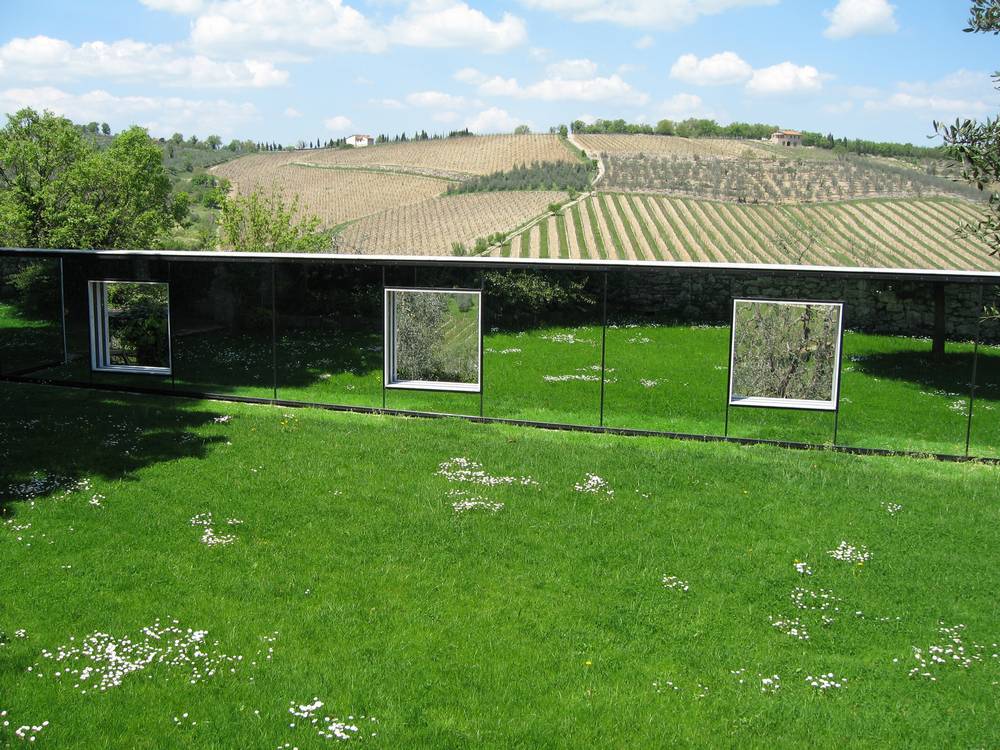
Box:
[770,130,802,147]
[346,134,375,148]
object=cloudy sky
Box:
[0,0,997,144]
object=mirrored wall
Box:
[3,251,997,460]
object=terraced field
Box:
[340,190,566,255]
[603,154,978,204]
[224,135,578,179]
[212,161,449,228]
[497,194,1000,270]
[576,134,775,159]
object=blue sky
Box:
[0,0,996,145]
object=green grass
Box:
[0,380,998,748]
[13,318,1000,457]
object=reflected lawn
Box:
[19,322,998,457]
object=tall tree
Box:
[0,109,186,249]
[934,0,1000,255]
[205,134,222,150]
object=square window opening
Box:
[728,298,844,411]
[384,287,482,393]
[88,280,172,375]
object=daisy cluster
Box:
[190,513,243,547]
[640,379,660,389]
[652,678,680,693]
[882,502,903,516]
[791,587,842,613]
[759,675,781,693]
[89,494,106,508]
[541,333,594,345]
[212,415,233,424]
[574,474,614,496]
[436,458,536,487]
[906,623,996,680]
[826,541,871,564]
[450,495,504,514]
[35,620,275,694]
[661,576,689,592]
[484,347,522,355]
[543,365,615,384]
[794,561,813,576]
[7,472,91,504]
[4,712,48,743]
[806,673,846,691]
[770,616,810,641]
[626,335,652,344]
[283,698,377,743]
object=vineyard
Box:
[289,134,577,177]
[575,134,776,159]
[212,160,448,228]
[339,190,566,255]
[602,153,979,203]
[496,193,1000,271]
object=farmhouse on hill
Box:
[346,134,374,148]
[770,129,802,147]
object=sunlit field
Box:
[1,381,998,748]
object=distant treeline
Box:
[568,118,948,160]
[448,161,593,195]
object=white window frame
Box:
[728,298,844,412]
[88,280,172,376]
[384,287,482,393]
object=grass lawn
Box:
[19,320,1000,458]
[1,381,998,748]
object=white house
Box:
[770,130,802,147]
[346,134,374,148]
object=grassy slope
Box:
[0,381,998,748]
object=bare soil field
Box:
[338,190,566,255]
[212,161,448,228]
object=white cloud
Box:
[518,0,778,29]
[670,51,752,86]
[864,92,991,115]
[546,58,598,80]
[576,113,598,125]
[405,90,468,108]
[140,0,525,58]
[746,62,825,95]
[0,85,256,137]
[454,67,488,85]
[863,70,997,116]
[191,0,384,57]
[659,92,709,118]
[464,70,648,105]
[823,0,898,40]
[284,107,302,117]
[370,98,405,109]
[0,35,288,88]
[387,1,526,53]
[634,34,655,49]
[465,106,523,133]
[324,115,353,132]
[139,0,205,12]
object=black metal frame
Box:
[4,247,1000,463]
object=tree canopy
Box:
[934,0,1000,255]
[218,187,330,253]
[0,108,187,249]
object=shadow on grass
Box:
[0,382,227,518]
[852,350,996,400]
